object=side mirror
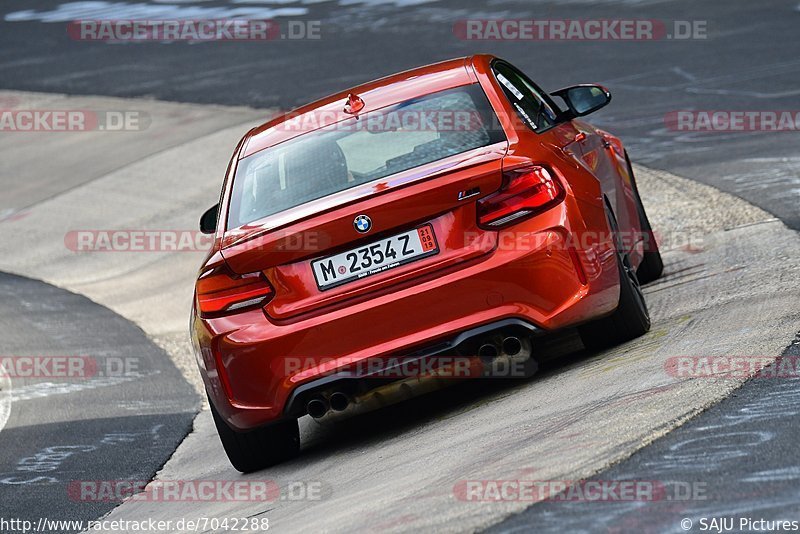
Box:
[552,84,611,118]
[199,203,219,235]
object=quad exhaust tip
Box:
[502,336,522,356]
[478,336,523,358]
[306,397,329,418]
[307,393,350,417]
[329,391,350,412]
[478,343,499,358]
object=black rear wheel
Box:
[626,152,663,284]
[209,395,300,473]
[579,208,651,350]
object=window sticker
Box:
[497,72,525,100]
[513,102,537,129]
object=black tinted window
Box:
[492,61,559,131]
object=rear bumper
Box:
[282,317,541,418]
[194,200,619,431]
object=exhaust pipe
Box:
[502,336,522,356]
[478,343,499,358]
[329,391,350,412]
[306,397,329,418]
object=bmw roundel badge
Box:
[354,214,372,233]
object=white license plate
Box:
[312,224,438,290]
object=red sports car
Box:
[192,54,663,472]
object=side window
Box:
[492,61,559,132]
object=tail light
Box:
[196,264,274,317]
[477,165,565,228]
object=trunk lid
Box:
[220,143,506,320]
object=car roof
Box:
[241,55,495,158]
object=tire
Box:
[209,395,300,473]
[626,152,663,284]
[579,208,651,350]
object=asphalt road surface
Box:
[490,337,800,533]
[0,272,198,530]
[1,0,799,532]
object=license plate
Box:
[312,224,439,290]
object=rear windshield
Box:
[227,84,506,228]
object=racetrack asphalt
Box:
[0,272,198,531]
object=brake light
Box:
[477,165,565,228]
[196,264,274,316]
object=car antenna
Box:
[343,93,365,117]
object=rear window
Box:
[227,84,506,228]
